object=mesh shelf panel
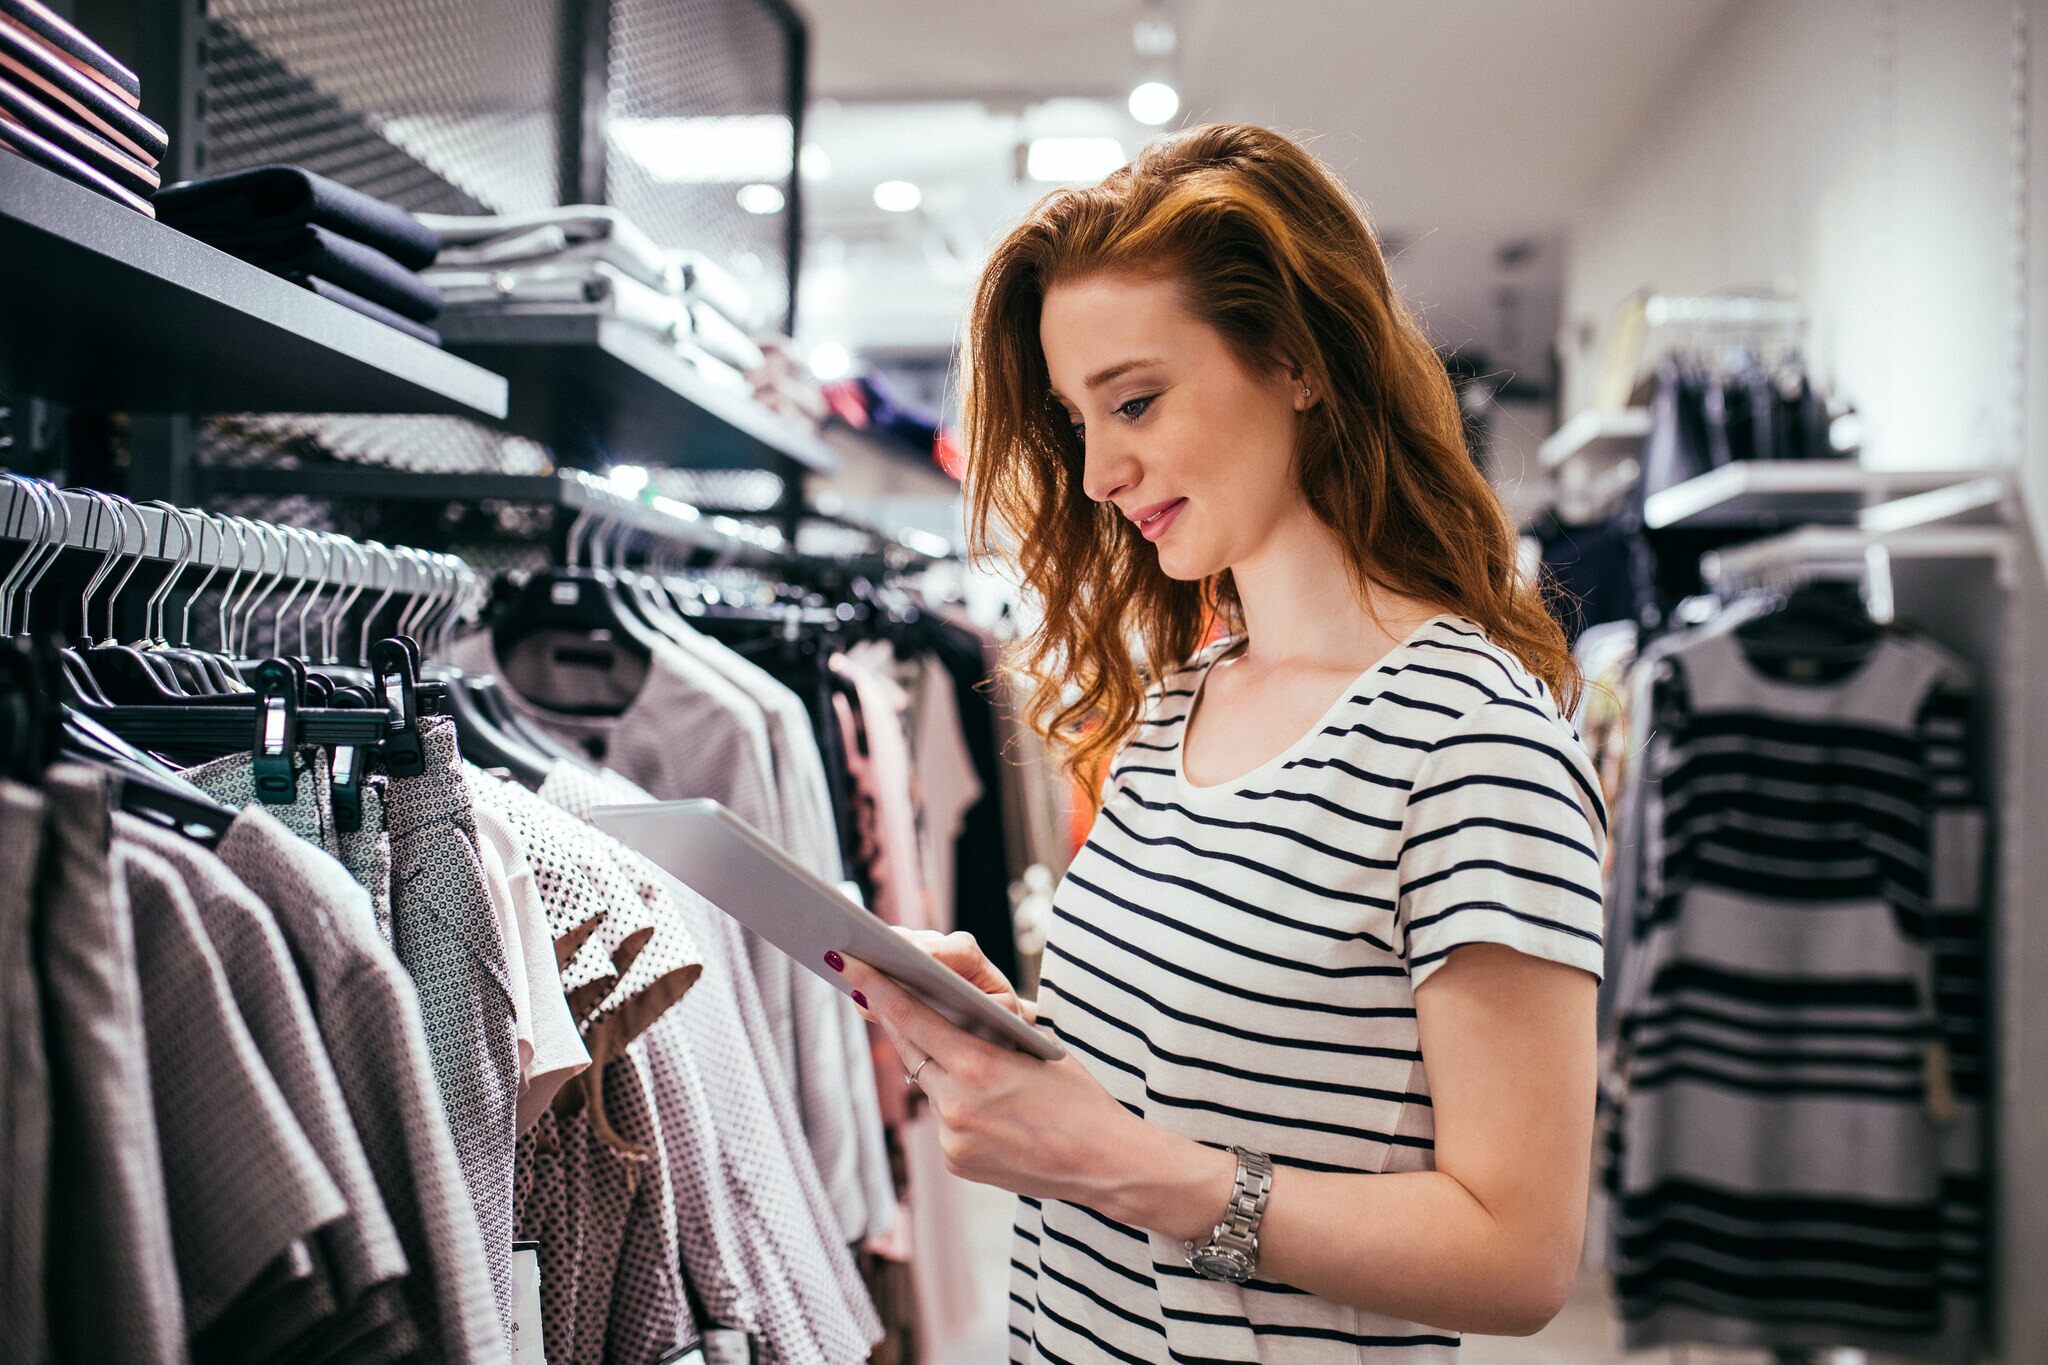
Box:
[607,0,795,326]
[188,0,798,482]
[204,0,566,213]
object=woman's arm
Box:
[841,937,1598,1338]
[1099,943,1598,1336]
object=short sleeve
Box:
[1396,698,1608,989]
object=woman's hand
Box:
[837,935,1150,1206]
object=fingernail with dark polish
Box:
[824,951,844,973]
[852,990,868,1010]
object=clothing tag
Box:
[1923,1041,1959,1126]
[1784,656,1823,679]
[551,580,581,606]
[510,1245,547,1363]
[699,1328,754,1364]
[653,1347,707,1365]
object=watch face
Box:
[1191,1250,1253,1283]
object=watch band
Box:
[1185,1147,1274,1282]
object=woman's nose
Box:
[1081,440,1139,506]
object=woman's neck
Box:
[1226,502,1439,673]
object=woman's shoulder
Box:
[1396,614,1576,736]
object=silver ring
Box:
[906,1057,931,1087]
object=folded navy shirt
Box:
[153,164,441,270]
[302,277,441,348]
[205,223,444,322]
[0,0,139,104]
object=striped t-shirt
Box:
[1009,613,1607,1363]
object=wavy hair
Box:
[962,122,1577,786]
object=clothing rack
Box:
[196,465,789,569]
[0,474,467,599]
[1640,293,1809,330]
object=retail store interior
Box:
[2,1,2046,1362]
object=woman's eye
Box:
[1116,395,1155,421]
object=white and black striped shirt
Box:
[1010,614,1607,1363]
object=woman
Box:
[835,122,1606,1362]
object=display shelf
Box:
[1701,524,2018,592]
[1856,474,2013,534]
[1538,408,1652,470]
[437,312,838,475]
[1640,461,1984,530]
[0,155,508,419]
[198,465,788,565]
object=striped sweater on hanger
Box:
[1607,624,1986,1358]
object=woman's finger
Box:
[839,953,1001,1075]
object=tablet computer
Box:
[590,798,1065,1062]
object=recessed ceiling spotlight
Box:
[737,182,786,214]
[809,342,853,381]
[1128,80,1179,126]
[872,180,922,212]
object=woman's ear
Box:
[1285,361,1317,412]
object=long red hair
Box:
[962,122,1577,786]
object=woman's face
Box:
[1040,272,1311,582]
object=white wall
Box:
[1561,0,2018,475]
[1564,3,2048,1359]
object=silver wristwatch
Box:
[1184,1147,1274,1283]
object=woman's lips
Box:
[1138,498,1187,542]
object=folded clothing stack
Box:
[420,206,768,390]
[0,0,165,215]
[153,164,446,345]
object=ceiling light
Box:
[1128,80,1179,126]
[872,180,922,212]
[1027,137,1127,183]
[809,341,853,380]
[736,183,786,215]
[800,143,833,181]
[608,115,792,182]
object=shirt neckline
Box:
[1171,612,1457,800]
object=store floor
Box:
[931,1179,1882,1364]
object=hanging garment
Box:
[908,649,983,928]
[664,622,897,1247]
[1608,625,1984,1358]
[215,805,505,1364]
[120,813,419,1362]
[334,774,396,942]
[382,718,523,1332]
[538,763,884,1361]
[0,780,47,1364]
[473,764,704,1067]
[35,765,186,1364]
[515,1044,690,1365]
[1010,616,1607,1365]
[471,798,591,1131]
[835,642,993,1354]
[114,834,350,1351]
[459,627,893,1245]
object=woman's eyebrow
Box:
[1049,356,1166,405]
